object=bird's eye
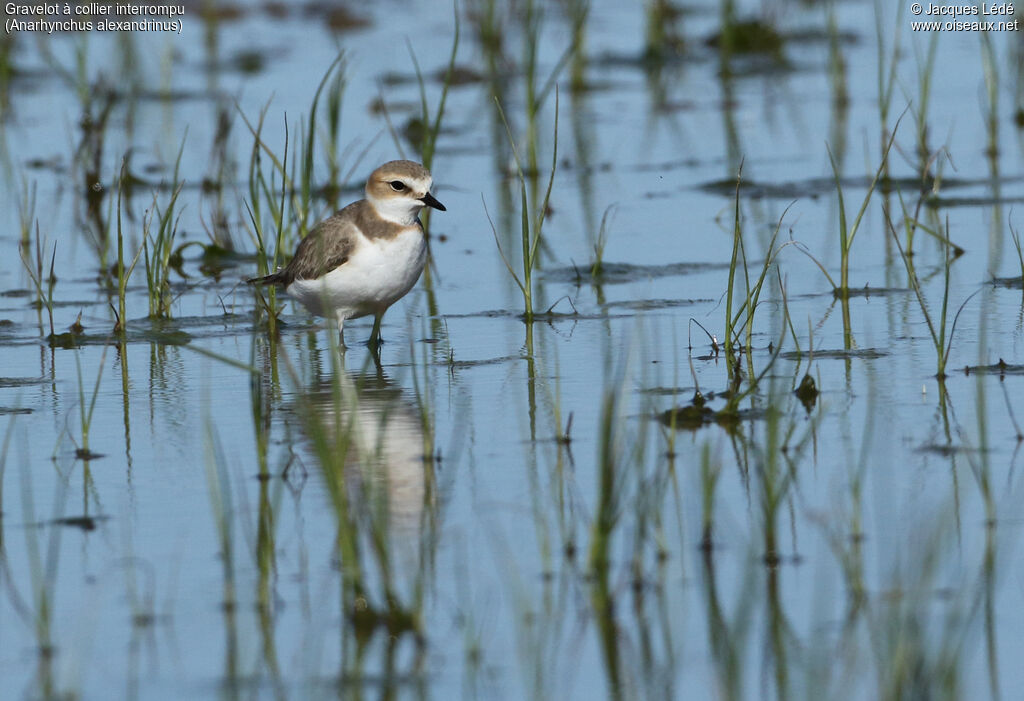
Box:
[389,181,406,192]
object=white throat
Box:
[368,195,424,226]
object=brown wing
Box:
[280,209,359,284]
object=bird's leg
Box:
[334,310,347,350]
[368,313,384,352]
[366,314,384,367]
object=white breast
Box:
[286,228,427,321]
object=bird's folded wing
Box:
[287,215,357,282]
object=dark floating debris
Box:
[991,276,1023,289]
[699,176,835,199]
[379,62,482,89]
[227,49,266,75]
[47,315,87,349]
[198,2,246,21]
[927,195,1024,208]
[705,19,786,57]
[144,241,258,279]
[45,327,193,349]
[445,354,526,370]
[832,285,913,299]
[435,65,483,86]
[196,243,257,277]
[323,6,371,32]
[658,390,774,433]
[916,443,975,457]
[50,515,110,531]
[47,332,80,349]
[780,348,888,360]
[964,358,1024,376]
[698,173,1024,200]
[544,260,729,285]
[794,374,818,412]
[0,377,49,388]
[659,390,715,430]
[602,298,711,311]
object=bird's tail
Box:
[246,270,286,286]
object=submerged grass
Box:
[408,7,459,173]
[17,178,36,251]
[587,360,627,575]
[486,93,559,323]
[888,206,976,380]
[980,31,999,160]
[1009,222,1024,291]
[241,54,355,336]
[19,225,56,340]
[589,205,615,279]
[407,6,459,236]
[202,421,238,626]
[0,30,11,119]
[72,345,107,460]
[114,159,142,335]
[722,164,793,399]
[142,138,186,320]
[825,124,898,298]
[245,106,290,336]
[0,416,10,522]
[299,54,347,232]
[241,53,348,248]
[562,0,589,92]
[911,32,939,175]
[874,0,902,167]
[643,0,684,64]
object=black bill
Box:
[419,191,446,211]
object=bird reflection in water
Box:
[295,362,435,535]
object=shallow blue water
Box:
[1,1,1024,699]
